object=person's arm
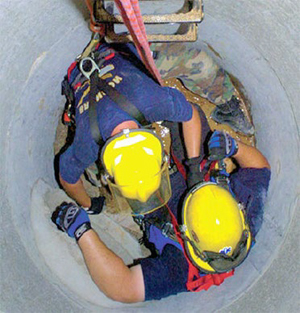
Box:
[208,130,270,169]
[233,141,270,169]
[59,175,92,208]
[52,203,145,303]
[78,230,145,303]
[182,104,202,158]
[182,105,206,188]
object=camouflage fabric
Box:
[151,43,235,105]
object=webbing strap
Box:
[95,74,148,126]
[165,204,204,292]
[186,268,234,291]
[88,67,149,145]
[89,70,104,145]
[85,0,106,35]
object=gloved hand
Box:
[185,156,205,189]
[208,130,239,161]
[85,196,105,215]
[51,202,92,241]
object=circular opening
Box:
[3,2,299,312]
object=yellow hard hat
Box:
[182,182,252,273]
[101,129,171,214]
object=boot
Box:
[211,96,255,135]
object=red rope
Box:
[114,0,163,85]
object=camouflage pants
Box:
[151,43,235,105]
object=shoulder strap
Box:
[94,75,149,126]
[88,64,149,146]
[89,70,104,146]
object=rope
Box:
[114,0,163,84]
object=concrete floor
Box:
[1,0,299,312]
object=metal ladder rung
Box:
[92,0,203,42]
[106,23,198,43]
[94,0,204,24]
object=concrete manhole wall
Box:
[1,1,299,313]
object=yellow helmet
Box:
[182,182,252,273]
[101,129,171,214]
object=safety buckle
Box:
[210,169,230,186]
[79,57,101,80]
[215,174,230,186]
[168,162,178,175]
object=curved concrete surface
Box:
[1,0,299,312]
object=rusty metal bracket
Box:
[92,0,204,42]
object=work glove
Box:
[85,196,105,215]
[185,156,205,189]
[51,202,92,241]
[208,130,239,160]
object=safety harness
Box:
[62,39,150,146]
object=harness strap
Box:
[63,37,151,145]
[165,203,203,291]
[170,149,186,180]
[89,70,104,145]
[87,64,149,145]
[186,267,234,291]
[93,73,149,126]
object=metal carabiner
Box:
[79,57,100,79]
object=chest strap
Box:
[82,56,149,146]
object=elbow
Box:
[98,287,143,303]
[110,294,142,304]
[92,272,145,303]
